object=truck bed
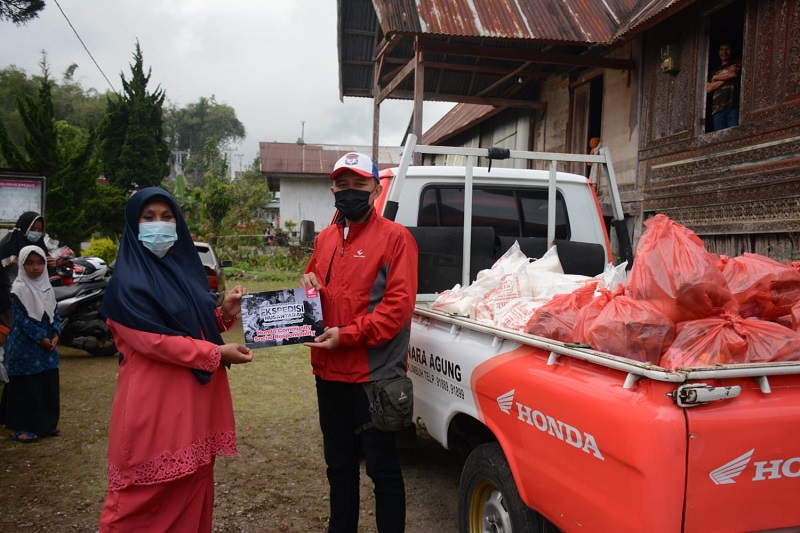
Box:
[414,298,800,383]
[409,299,800,532]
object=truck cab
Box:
[377,165,612,294]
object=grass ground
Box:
[0,272,461,532]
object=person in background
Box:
[706,42,741,131]
[0,211,56,342]
[98,187,253,532]
[1,245,61,443]
[301,152,418,533]
[0,213,57,437]
[0,211,56,283]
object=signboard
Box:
[241,287,324,349]
[0,174,45,226]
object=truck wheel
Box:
[458,442,545,533]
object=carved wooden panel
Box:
[641,19,701,145]
[636,0,800,243]
[785,0,800,103]
[702,233,799,261]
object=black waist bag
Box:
[357,376,414,434]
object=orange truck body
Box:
[409,309,800,532]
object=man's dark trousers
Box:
[316,377,406,533]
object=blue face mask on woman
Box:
[26,230,42,243]
[138,222,178,258]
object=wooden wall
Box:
[637,0,800,261]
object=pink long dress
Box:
[99,310,237,532]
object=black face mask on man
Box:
[334,188,373,221]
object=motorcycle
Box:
[50,248,117,357]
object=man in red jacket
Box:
[302,152,418,533]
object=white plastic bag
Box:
[476,241,530,282]
[474,264,532,323]
[526,245,564,275]
[431,278,496,316]
[594,261,628,294]
[494,298,549,331]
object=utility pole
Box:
[301,121,305,144]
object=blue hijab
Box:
[101,188,221,383]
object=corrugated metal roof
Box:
[259,142,403,176]
[339,0,695,105]
[614,0,693,40]
[421,103,499,145]
[375,0,641,43]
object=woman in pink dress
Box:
[98,188,253,532]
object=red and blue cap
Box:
[329,152,380,182]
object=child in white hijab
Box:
[0,245,61,442]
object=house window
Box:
[704,0,745,133]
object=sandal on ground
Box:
[9,431,39,443]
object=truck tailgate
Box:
[683,374,800,532]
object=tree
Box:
[52,64,108,132]
[163,95,245,184]
[0,65,108,163]
[0,56,102,251]
[164,96,245,156]
[0,56,58,175]
[46,120,102,250]
[0,0,45,25]
[198,137,232,234]
[0,66,39,157]
[97,41,169,191]
[16,59,58,178]
[84,184,128,241]
[224,156,272,228]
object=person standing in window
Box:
[706,42,741,131]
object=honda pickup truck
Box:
[376,137,800,533]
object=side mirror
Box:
[300,220,315,244]
[222,260,233,268]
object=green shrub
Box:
[82,237,118,263]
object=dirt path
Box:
[0,335,462,532]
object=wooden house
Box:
[337,0,800,260]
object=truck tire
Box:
[458,442,549,533]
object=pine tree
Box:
[0,56,102,250]
[98,41,169,191]
[0,0,45,25]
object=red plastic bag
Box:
[573,286,675,364]
[627,214,736,323]
[719,253,800,320]
[527,281,598,342]
[661,312,800,369]
[792,301,800,332]
[572,286,620,343]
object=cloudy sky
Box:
[0,0,453,171]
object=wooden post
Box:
[412,38,424,165]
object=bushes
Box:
[82,237,118,263]
[213,239,311,273]
[236,246,310,272]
